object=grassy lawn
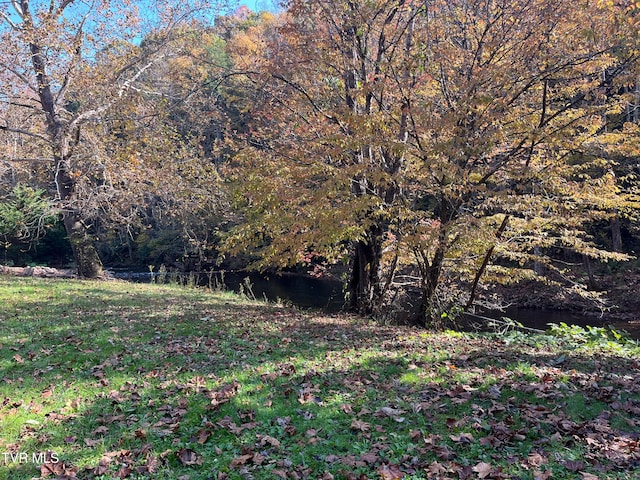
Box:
[0,276,639,479]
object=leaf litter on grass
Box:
[0,277,639,479]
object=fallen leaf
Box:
[191,428,211,444]
[93,458,110,475]
[472,462,494,479]
[533,469,553,480]
[359,451,379,465]
[91,425,109,436]
[257,434,281,448]
[350,419,370,432]
[230,454,253,467]
[580,473,600,480]
[177,448,202,466]
[427,461,447,475]
[378,463,405,479]
[116,465,132,478]
[377,406,405,417]
[450,432,475,443]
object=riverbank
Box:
[4,263,639,337]
[0,264,76,278]
[482,271,640,337]
[1,277,638,479]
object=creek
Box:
[110,268,639,339]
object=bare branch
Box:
[0,62,37,93]
[0,10,19,29]
[56,4,92,106]
[0,155,52,162]
[52,0,78,19]
[11,0,24,18]
[0,98,43,110]
[0,124,49,142]
[68,57,164,130]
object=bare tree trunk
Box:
[417,243,447,327]
[582,254,597,290]
[466,215,510,310]
[611,214,623,252]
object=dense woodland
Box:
[1,0,639,325]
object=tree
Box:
[225,0,639,323]
[0,1,137,275]
[0,184,58,262]
[0,0,226,276]
[222,0,423,314]
[85,23,230,269]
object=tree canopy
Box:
[1,0,639,323]
[223,0,640,322]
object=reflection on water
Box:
[111,269,639,339]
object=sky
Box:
[237,0,280,12]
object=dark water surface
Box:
[111,269,639,339]
[111,269,346,311]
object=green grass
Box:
[1,276,639,479]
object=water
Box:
[109,269,346,311]
[218,270,345,312]
[110,268,639,339]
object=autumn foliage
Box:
[223,0,640,323]
[1,0,639,321]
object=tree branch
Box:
[0,62,37,93]
[12,0,24,18]
[0,10,19,29]
[56,5,91,107]
[0,124,49,142]
[68,57,163,130]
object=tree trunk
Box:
[582,254,597,290]
[55,157,104,278]
[28,31,104,279]
[466,215,510,311]
[63,213,104,278]
[348,227,383,314]
[611,214,623,252]
[417,241,447,327]
[533,245,544,275]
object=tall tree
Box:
[0,0,141,276]
[0,0,224,276]
[225,0,639,323]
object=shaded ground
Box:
[1,277,639,479]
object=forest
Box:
[1,0,640,326]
